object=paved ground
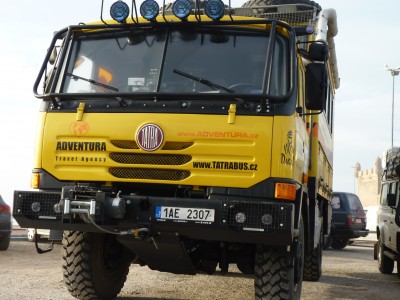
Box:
[0,230,399,300]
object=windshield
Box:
[62,27,289,97]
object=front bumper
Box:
[13,190,295,245]
[332,228,369,239]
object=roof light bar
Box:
[204,0,225,21]
[172,0,193,20]
[110,0,130,23]
[140,0,160,21]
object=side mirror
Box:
[308,42,329,62]
[305,63,327,111]
[387,193,397,207]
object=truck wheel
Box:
[377,236,394,274]
[62,231,133,299]
[330,238,349,249]
[255,218,304,300]
[303,220,322,281]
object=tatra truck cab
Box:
[13,0,339,299]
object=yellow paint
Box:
[39,112,274,188]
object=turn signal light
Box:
[275,183,296,201]
[31,173,40,189]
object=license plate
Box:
[155,206,215,223]
[355,219,362,223]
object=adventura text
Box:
[56,141,106,151]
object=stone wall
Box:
[354,157,382,207]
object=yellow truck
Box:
[13,0,339,299]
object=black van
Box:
[329,192,369,249]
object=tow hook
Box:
[132,228,159,250]
[34,229,54,254]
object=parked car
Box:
[0,195,11,251]
[27,228,50,242]
[329,192,369,249]
[375,175,400,276]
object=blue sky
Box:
[0,0,399,207]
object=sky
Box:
[0,0,399,208]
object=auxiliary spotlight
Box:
[172,0,193,20]
[204,0,225,21]
[140,0,160,21]
[110,1,130,23]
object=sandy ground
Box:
[0,231,399,300]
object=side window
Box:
[380,183,389,206]
[390,182,397,196]
[323,80,334,134]
[394,182,400,207]
[332,195,342,210]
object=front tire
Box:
[254,218,304,300]
[330,238,349,250]
[0,235,10,251]
[377,235,394,274]
[62,231,133,300]
[303,220,322,281]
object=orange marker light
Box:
[31,173,40,189]
[275,183,297,201]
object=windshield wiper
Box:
[173,69,234,93]
[66,72,119,92]
[65,72,127,107]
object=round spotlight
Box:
[235,212,246,224]
[31,202,41,213]
[261,214,273,225]
[110,1,130,23]
[172,0,193,19]
[204,0,225,21]
[306,25,314,34]
[140,0,160,21]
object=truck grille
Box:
[109,153,191,165]
[111,140,193,150]
[14,191,61,219]
[109,168,190,181]
[223,201,292,232]
[108,140,194,181]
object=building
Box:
[354,157,382,207]
[354,157,382,231]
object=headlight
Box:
[235,212,246,223]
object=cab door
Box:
[388,182,399,250]
[378,182,392,248]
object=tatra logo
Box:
[70,121,89,136]
[136,124,164,152]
